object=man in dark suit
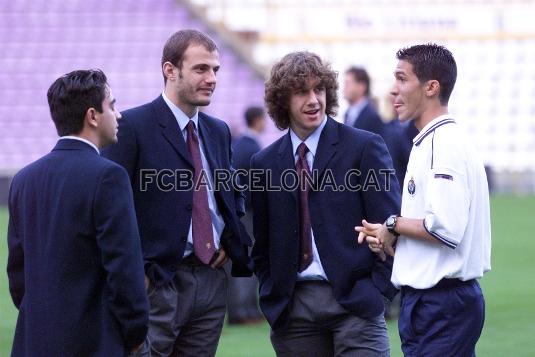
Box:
[343,66,386,138]
[7,69,149,357]
[103,29,252,357]
[226,106,266,324]
[252,52,400,356]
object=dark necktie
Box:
[186,120,215,264]
[296,142,312,272]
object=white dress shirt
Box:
[289,116,329,281]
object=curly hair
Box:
[265,51,338,130]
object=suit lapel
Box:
[312,117,339,177]
[277,132,298,203]
[152,96,193,167]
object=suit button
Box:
[185,204,192,211]
[181,236,187,242]
[293,229,298,235]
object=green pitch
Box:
[1,195,534,356]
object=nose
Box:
[306,90,319,104]
[205,69,217,84]
[390,82,399,97]
[115,109,122,120]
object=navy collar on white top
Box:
[413,114,456,146]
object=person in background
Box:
[226,106,266,325]
[343,66,385,138]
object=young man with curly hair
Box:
[251,51,401,356]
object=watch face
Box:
[386,216,395,226]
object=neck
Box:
[73,132,102,149]
[414,105,449,131]
[164,87,197,118]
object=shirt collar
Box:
[59,136,99,154]
[413,114,456,146]
[162,91,199,131]
[289,115,328,158]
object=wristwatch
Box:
[385,214,400,237]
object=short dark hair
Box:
[47,69,108,137]
[345,66,370,96]
[396,43,457,105]
[265,51,338,130]
[244,106,264,128]
[161,29,218,83]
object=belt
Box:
[434,278,475,289]
[402,278,475,293]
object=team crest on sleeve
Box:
[407,176,416,196]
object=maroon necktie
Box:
[296,142,312,272]
[186,120,215,264]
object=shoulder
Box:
[338,120,383,147]
[121,101,154,121]
[199,111,230,133]
[430,122,471,170]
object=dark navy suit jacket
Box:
[102,95,252,285]
[7,139,148,356]
[251,117,400,330]
[350,102,386,138]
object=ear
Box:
[425,80,440,99]
[163,61,177,82]
[84,107,99,129]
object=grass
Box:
[1,195,535,356]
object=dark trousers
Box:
[399,279,485,357]
[270,281,390,357]
[146,261,228,357]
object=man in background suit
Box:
[7,69,148,357]
[343,66,385,138]
[103,29,252,357]
[252,51,400,356]
[226,106,266,325]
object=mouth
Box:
[198,88,214,95]
[303,108,320,116]
[393,103,403,111]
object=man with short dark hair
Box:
[253,51,400,356]
[103,29,252,356]
[7,69,148,357]
[344,66,385,137]
[357,43,491,356]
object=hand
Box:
[144,275,150,289]
[355,219,397,258]
[355,223,386,261]
[130,341,144,354]
[210,248,228,269]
